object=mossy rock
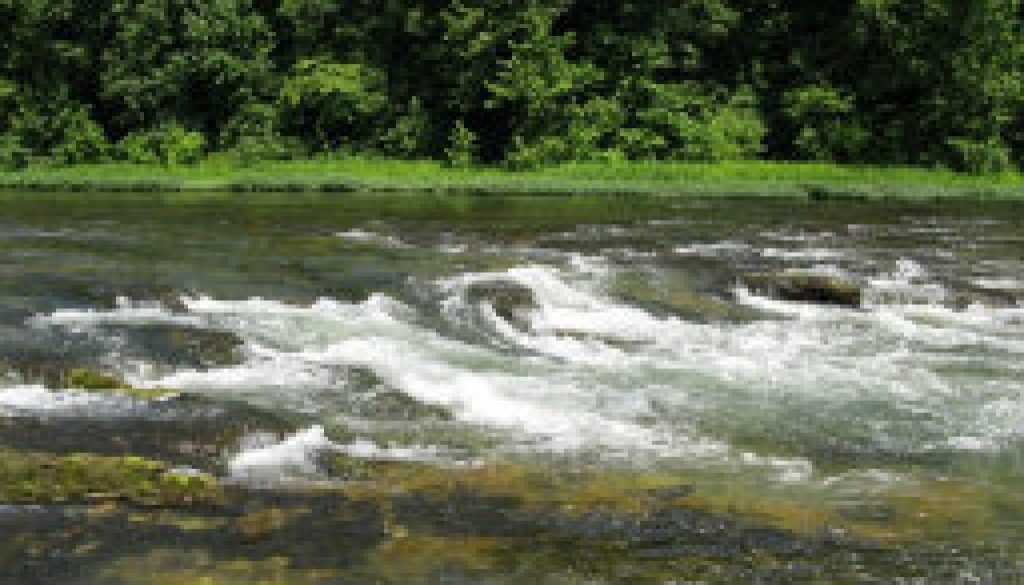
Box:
[325,454,428,483]
[742,273,862,308]
[0,400,302,474]
[349,389,453,422]
[466,279,538,325]
[67,368,125,390]
[76,283,189,313]
[951,284,1023,310]
[66,368,182,400]
[0,354,80,388]
[0,361,181,399]
[0,448,223,507]
[614,275,764,323]
[121,324,244,368]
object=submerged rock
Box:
[73,282,190,313]
[742,273,862,308]
[0,447,223,507]
[614,275,764,323]
[0,399,301,473]
[119,324,243,368]
[466,280,538,324]
[350,388,453,422]
[0,355,78,388]
[64,367,183,401]
[952,282,1024,310]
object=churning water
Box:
[2,193,1023,583]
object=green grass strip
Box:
[1,158,1020,199]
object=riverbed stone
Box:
[614,276,764,323]
[119,324,244,368]
[0,447,223,507]
[952,284,1024,310]
[75,282,189,313]
[466,280,538,323]
[0,355,75,388]
[64,367,183,400]
[741,273,862,308]
[0,399,301,473]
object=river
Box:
[1,192,1022,583]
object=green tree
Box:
[278,59,389,151]
[102,0,275,138]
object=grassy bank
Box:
[0,158,1020,198]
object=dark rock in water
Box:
[64,367,184,400]
[614,275,765,324]
[0,446,223,507]
[66,367,125,390]
[742,273,862,308]
[0,303,30,325]
[0,354,81,388]
[952,284,1023,310]
[0,399,299,473]
[466,280,538,324]
[117,324,243,368]
[349,388,453,422]
[0,360,183,399]
[77,282,189,313]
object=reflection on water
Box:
[1,192,1023,583]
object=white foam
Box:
[973,278,1024,292]
[0,385,130,416]
[28,255,1023,482]
[740,452,814,483]
[758,248,846,261]
[673,241,751,257]
[228,426,335,483]
[30,298,199,330]
[227,426,474,484]
[338,439,457,464]
[335,229,408,248]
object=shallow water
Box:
[1,192,1023,583]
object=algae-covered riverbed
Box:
[1,192,1023,583]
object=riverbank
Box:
[0,158,1020,198]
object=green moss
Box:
[65,367,182,400]
[97,549,341,585]
[67,368,124,390]
[613,274,763,322]
[0,448,223,507]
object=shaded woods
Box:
[1,0,1021,173]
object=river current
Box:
[1,192,1022,583]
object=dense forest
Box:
[1,0,1021,173]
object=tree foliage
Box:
[0,0,1019,171]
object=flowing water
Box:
[1,192,1023,583]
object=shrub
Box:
[118,122,206,165]
[630,82,765,161]
[228,134,306,166]
[377,98,431,157]
[444,120,477,168]
[505,135,570,170]
[617,127,667,160]
[5,95,111,165]
[945,137,1013,174]
[782,84,868,161]
[0,134,30,170]
[279,60,388,150]
[50,110,112,165]
[503,97,626,169]
[219,103,303,165]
